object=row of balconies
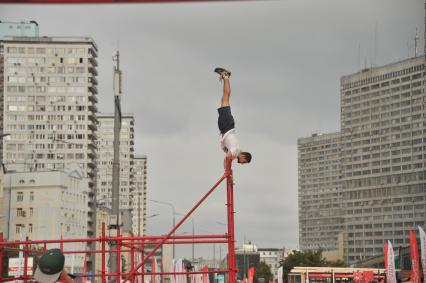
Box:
[344,92,423,111]
[342,72,423,94]
[88,112,98,123]
[88,56,98,67]
[342,87,423,107]
[88,103,97,113]
[88,93,98,104]
[88,66,97,76]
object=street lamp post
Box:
[149,200,176,259]
[176,212,195,262]
[110,50,122,283]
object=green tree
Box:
[255,261,273,282]
[279,250,347,282]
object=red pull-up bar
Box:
[122,157,235,283]
[123,157,236,283]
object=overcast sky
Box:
[1,0,423,259]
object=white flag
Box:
[386,241,397,283]
[418,226,426,283]
[16,229,24,280]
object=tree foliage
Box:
[255,261,274,282]
[279,250,347,282]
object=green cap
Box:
[34,248,64,283]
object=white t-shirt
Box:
[220,129,241,159]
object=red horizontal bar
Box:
[0,269,232,281]
[134,269,230,275]
[0,0,238,3]
[0,234,227,246]
[309,274,332,278]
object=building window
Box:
[17,192,23,202]
[30,192,34,201]
[16,224,23,234]
[17,208,24,217]
[28,224,33,233]
[30,208,33,216]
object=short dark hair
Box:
[241,152,252,163]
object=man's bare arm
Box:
[59,270,75,283]
[224,151,233,169]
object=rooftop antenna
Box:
[358,43,361,71]
[373,22,378,66]
[407,40,410,59]
[414,28,419,57]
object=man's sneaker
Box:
[214,67,231,79]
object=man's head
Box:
[237,152,252,164]
[34,248,65,283]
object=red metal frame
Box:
[0,157,237,283]
[0,0,233,3]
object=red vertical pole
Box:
[225,156,236,283]
[161,253,164,283]
[23,236,28,283]
[141,241,145,283]
[102,223,106,283]
[0,233,4,282]
[43,242,47,251]
[117,225,121,283]
[131,238,135,283]
[151,257,155,283]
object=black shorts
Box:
[217,106,235,134]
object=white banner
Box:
[172,259,185,283]
[419,226,426,283]
[8,258,33,276]
[386,241,397,283]
[277,266,283,283]
[17,230,24,279]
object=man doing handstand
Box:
[214,67,252,164]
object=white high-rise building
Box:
[298,132,343,252]
[340,56,425,263]
[96,113,134,211]
[0,37,99,240]
[132,155,147,236]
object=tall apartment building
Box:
[0,36,99,239]
[132,154,147,236]
[96,113,134,212]
[298,132,343,252]
[340,56,425,263]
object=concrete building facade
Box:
[235,243,260,280]
[1,165,88,272]
[96,113,135,214]
[0,36,99,239]
[132,155,147,236]
[340,56,425,263]
[298,132,343,251]
[258,248,285,280]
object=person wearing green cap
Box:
[34,248,75,283]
